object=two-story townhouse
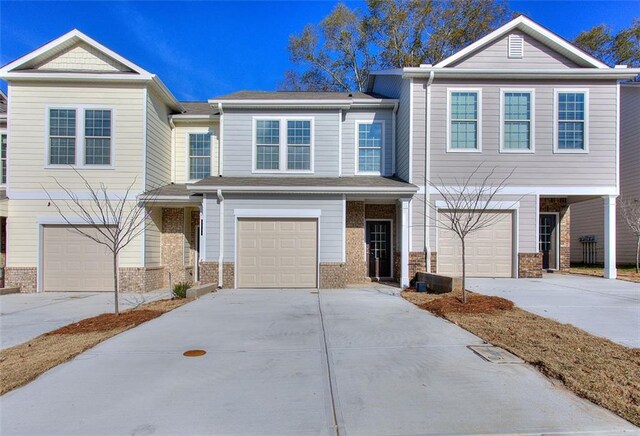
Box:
[370,16,639,281]
[570,83,640,266]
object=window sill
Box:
[499,148,535,154]
[45,165,116,170]
[445,148,482,153]
[552,148,589,154]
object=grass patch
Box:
[402,289,640,426]
[0,298,189,395]
[567,265,640,283]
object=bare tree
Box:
[44,171,156,315]
[620,196,640,273]
[427,165,515,303]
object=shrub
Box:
[172,281,192,299]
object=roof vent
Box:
[508,34,524,59]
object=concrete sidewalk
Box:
[0,291,169,349]
[1,288,635,435]
[468,274,640,347]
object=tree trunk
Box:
[113,252,119,315]
[461,239,467,304]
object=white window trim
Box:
[0,129,6,187]
[186,131,214,182]
[553,88,589,154]
[44,105,116,170]
[355,120,386,175]
[446,88,482,153]
[251,116,315,174]
[499,88,535,154]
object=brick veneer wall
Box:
[320,262,347,288]
[540,198,571,270]
[198,262,234,288]
[119,267,166,292]
[5,267,37,293]
[346,201,367,284]
[162,208,188,284]
[518,253,543,278]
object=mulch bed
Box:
[402,289,640,427]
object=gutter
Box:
[402,67,640,80]
[424,71,435,272]
[208,99,398,110]
[186,185,418,195]
[217,103,224,176]
[217,189,224,289]
[169,117,176,183]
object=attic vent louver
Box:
[508,34,524,59]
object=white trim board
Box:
[435,200,520,210]
[416,186,618,196]
[234,209,322,218]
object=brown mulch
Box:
[402,289,640,427]
[0,298,189,396]
[420,294,513,317]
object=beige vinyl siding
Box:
[173,122,219,183]
[8,81,145,193]
[145,89,172,189]
[425,79,617,187]
[222,109,340,177]
[6,199,143,268]
[145,207,162,267]
[451,30,579,69]
[341,108,394,176]
[36,42,131,72]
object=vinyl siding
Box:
[571,86,640,264]
[451,30,579,69]
[145,207,162,267]
[371,74,403,98]
[7,199,143,268]
[36,42,131,72]
[412,79,426,184]
[426,79,618,187]
[173,122,219,183]
[341,108,394,176]
[145,89,172,189]
[8,81,146,194]
[222,108,340,177]
[395,79,411,181]
[202,194,344,263]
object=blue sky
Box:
[1,1,638,100]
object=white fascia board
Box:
[234,209,322,218]
[434,16,609,69]
[149,76,183,112]
[0,29,153,76]
[171,114,220,121]
[402,68,640,80]
[209,99,398,110]
[418,185,618,196]
[435,200,519,210]
[0,72,151,81]
[188,186,418,194]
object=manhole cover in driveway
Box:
[468,345,524,364]
[183,350,206,357]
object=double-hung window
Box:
[255,120,280,170]
[49,109,77,165]
[502,91,533,151]
[449,90,480,151]
[357,122,383,174]
[84,110,111,165]
[556,91,587,152]
[287,120,311,170]
[189,133,212,180]
[1,133,6,185]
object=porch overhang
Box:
[139,184,202,205]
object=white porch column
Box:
[603,195,617,279]
[400,198,411,288]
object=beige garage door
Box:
[438,212,513,278]
[43,225,113,292]
[237,218,317,288]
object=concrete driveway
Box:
[0,291,169,349]
[468,274,640,348]
[1,288,635,435]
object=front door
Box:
[539,214,558,270]
[366,221,392,279]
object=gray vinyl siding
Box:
[412,79,427,184]
[341,108,394,176]
[410,193,537,254]
[451,30,580,69]
[222,108,340,177]
[145,89,172,189]
[426,79,618,187]
[202,194,344,263]
[371,74,403,98]
[202,194,220,262]
[571,86,640,265]
[395,79,411,181]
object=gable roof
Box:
[435,15,609,69]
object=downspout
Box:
[217,189,224,289]
[217,103,224,177]
[424,71,435,273]
[391,101,398,175]
[169,117,176,183]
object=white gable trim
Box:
[434,15,609,69]
[0,29,153,77]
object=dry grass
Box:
[568,265,640,283]
[402,289,640,426]
[0,298,189,395]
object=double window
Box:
[555,90,588,152]
[357,121,384,174]
[189,133,212,180]
[48,108,113,166]
[448,90,481,151]
[254,118,312,172]
[501,90,534,152]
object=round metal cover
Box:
[183,349,207,357]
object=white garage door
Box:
[237,218,317,288]
[438,212,513,278]
[43,225,113,292]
